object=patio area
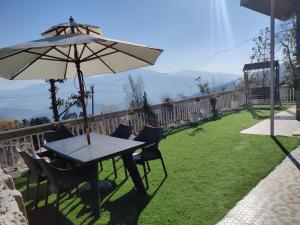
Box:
[14,107,300,225]
[241,106,300,137]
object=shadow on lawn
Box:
[247,106,270,120]
[247,105,287,120]
[22,172,167,225]
[272,136,300,171]
[103,177,167,225]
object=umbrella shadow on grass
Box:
[102,176,167,225]
[78,175,167,225]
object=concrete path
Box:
[217,146,300,225]
[241,106,300,137]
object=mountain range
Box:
[0,69,241,120]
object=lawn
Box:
[15,106,300,225]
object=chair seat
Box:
[133,151,161,163]
[48,165,91,194]
[133,152,142,162]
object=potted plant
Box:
[188,97,202,123]
[189,111,200,123]
[163,97,175,111]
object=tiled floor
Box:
[241,106,300,137]
[217,146,300,225]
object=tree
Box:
[62,88,92,117]
[277,21,297,88]
[124,75,145,108]
[250,27,271,87]
[195,76,210,96]
[47,79,93,121]
[46,79,64,122]
[142,92,157,125]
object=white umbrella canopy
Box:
[0,18,163,144]
[0,34,163,80]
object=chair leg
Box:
[44,182,49,215]
[124,165,128,179]
[142,163,149,190]
[112,157,117,179]
[35,180,40,209]
[76,186,79,197]
[146,161,151,172]
[55,191,61,223]
[26,172,30,200]
[160,157,168,177]
[100,161,103,171]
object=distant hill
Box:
[0,69,241,120]
[170,70,241,83]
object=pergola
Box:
[243,61,280,106]
[241,0,300,136]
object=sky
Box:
[0,0,271,74]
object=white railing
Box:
[0,88,256,172]
[280,86,295,103]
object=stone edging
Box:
[0,168,28,225]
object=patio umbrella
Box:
[0,17,163,144]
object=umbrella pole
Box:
[76,62,91,145]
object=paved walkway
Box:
[217,146,300,225]
[241,106,300,137]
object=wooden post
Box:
[244,71,250,106]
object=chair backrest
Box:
[134,126,163,146]
[111,124,133,139]
[16,147,42,178]
[34,154,60,186]
[44,125,74,143]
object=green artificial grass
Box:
[15,106,300,225]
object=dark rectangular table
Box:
[43,132,146,218]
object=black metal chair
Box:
[16,147,48,209]
[44,125,74,143]
[34,154,92,217]
[110,124,133,178]
[43,125,78,169]
[133,126,167,189]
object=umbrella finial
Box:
[69,16,74,23]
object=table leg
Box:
[121,152,146,194]
[89,163,100,218]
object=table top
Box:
[43,132,145,164]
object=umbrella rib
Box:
[75,27,82,34]
[10,46,56,80]
[79,43,87,59]
[64,45,72,79]
[85,45,116,73]
[81,42,117,62]
[24,50,68,61]
[85,50,118,61]
[53,47,75,61]
[0,48,31,61]
[95,41,153,65]
[78,25,100,35]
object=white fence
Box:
[0,87,294,172]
